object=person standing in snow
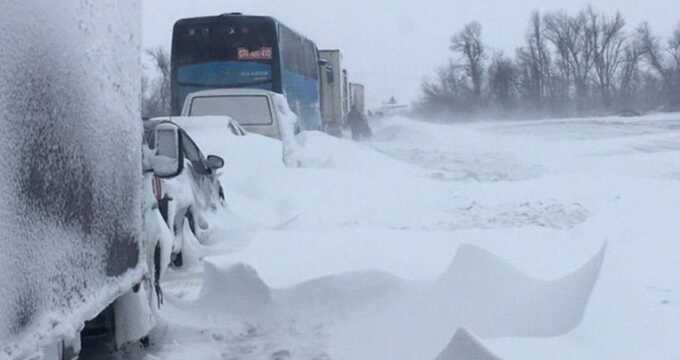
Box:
[347,105,372,141]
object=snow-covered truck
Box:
[319,49,349,136]
[180,88,297,139]
[350,82,366,115]
[0,2,182,359]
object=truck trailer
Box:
[319,49,350,136]
[0,2,183,359]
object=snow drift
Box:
[197,260,271,314]
[435,328,502,360]
[437,243,606,338]
[180,243,604,359]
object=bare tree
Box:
[418,7,680,119]
[516,11,557,113]
[419,60,474,116]
[637,22,680,109]
[589,10,627,108]
[612,37,643,108]
[143,47,172,117]
[450,22,486,104]
[668,23,680,108]
[488,52,518,111]
[544,9,596,110]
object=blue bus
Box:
[171,13,323,131]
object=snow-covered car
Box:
[181,88,297,139]
[144,119,228,268]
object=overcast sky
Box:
[143,0,679,107]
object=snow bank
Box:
[292,131,418,173]
[323,243,605,359]
[180,243,604,359]
[171,114,426,234]
[197,259,271,314]
[275,270,406,314]
[192,256,405,317]
[272,93,303,168]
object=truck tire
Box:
[42,335,81,360]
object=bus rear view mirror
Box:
[152,122,184,178]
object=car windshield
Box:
[188,95,274,126]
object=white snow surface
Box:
[141,113,679,359]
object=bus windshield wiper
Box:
[177,79,273,88]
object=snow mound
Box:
[276,270,405,312]
[438,244,606,338]
[197,259,271,314]
[285,130,417,175]
[435,328,502,360]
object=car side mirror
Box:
[206,155,225,170]
[151,122,184,178]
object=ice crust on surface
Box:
[0,1,141,357]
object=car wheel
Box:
[185,209,196,235]
[171,210,195,269]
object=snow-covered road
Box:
[130,114,680,360]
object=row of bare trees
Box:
[418,6,680,119]
[142,47,171,118]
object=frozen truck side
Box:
[319,49,348,136]
[350,82,366,115]
[0,2,183,359]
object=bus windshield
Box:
[173,19,276,96]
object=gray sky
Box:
[143,0,679,107]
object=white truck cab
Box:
[181,88,292,139]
